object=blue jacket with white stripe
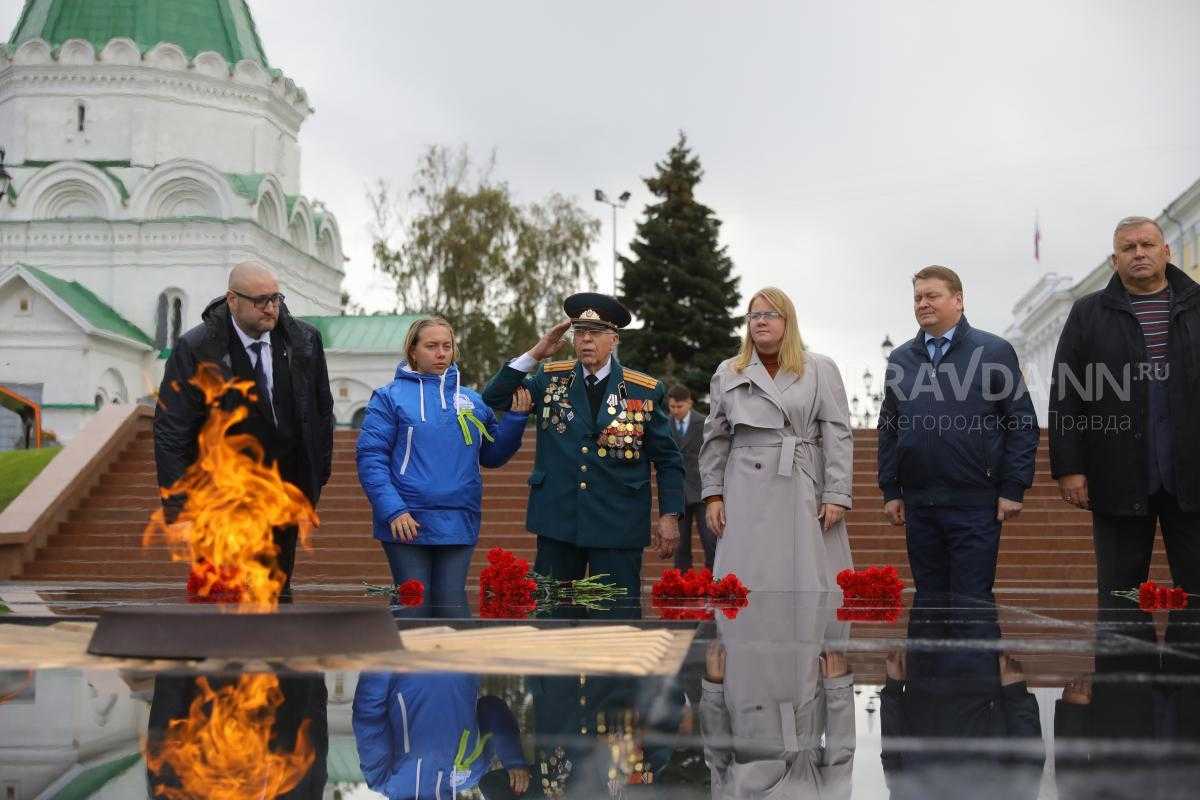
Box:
[352,672,526,799]
[356,363,527,544]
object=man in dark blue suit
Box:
[877,266,1038,597]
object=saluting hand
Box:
[529,320,572,361]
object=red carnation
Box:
[397,579,424,607]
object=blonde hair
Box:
[733,287,806,376]
[403,316,457,367]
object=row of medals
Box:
[544,375,648,460]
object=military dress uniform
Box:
[481,295,684,609]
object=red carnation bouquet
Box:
[479,547,627,618]
[836,566,904,622]
[650,568,750,620]
[363,579,425,607]
[1113,580,1191,611]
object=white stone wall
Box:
[0,272,154,440]
[0,38,308,192]
[0,37,371,442]
[1,216,345,338]
[0,669,141,800]
[325,352,406,427]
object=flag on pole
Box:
[1034,213,1041,263]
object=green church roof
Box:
[299,314,421,353]
[8,0,271,66]
[18,264,155,348]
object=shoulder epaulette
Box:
[623,368,659,390]
[544,360,576,373]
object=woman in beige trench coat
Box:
[700,287,854,591]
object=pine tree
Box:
[619,133,741,403]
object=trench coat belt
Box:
[777,701,823,752]
[730,428,819,478]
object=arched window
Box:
[171,296,183,345]
[155,289,187,349]
[93,393,104,410]
[154,294,168,349]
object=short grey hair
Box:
[1113,216,1164,241]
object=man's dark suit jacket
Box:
[669,409,706,506]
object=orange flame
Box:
[144,362,318,610]
[144,674,315,800]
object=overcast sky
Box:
[5,0,1200,396]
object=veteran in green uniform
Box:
[482,292,685,606]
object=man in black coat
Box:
[1050,216,1200,593]
[154,262,334,600]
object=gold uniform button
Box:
[580,481,588,490]
[581,446,589,454]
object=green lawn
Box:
[0,447,62,513]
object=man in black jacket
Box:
[154,262,335,600]
[878,266,1038,597]
[1050,216,1200,593]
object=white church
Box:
[0,0,413,446]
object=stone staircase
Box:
[17,417,1169,589]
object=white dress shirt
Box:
[231,318,274,405]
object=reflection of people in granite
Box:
[145,672,328,799]
[528,672,688,797]
[698,594,855,799]
[1054,597,1200,800]
[353,672,530,799]
[879,594,1043,800]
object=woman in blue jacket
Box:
[353,671,531,799]
[356,317,529,616]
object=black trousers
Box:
[273,525,299,603]
[1092,490,1200,593]
[674,502,717,570]
[534,536,642,619]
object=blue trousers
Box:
[379,541,474,618]
[905,505,1001,598]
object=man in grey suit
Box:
[668,385,717,570]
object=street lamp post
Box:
[853,334,894,428]
[594,188,631,295]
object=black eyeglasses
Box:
[232,290,285,310]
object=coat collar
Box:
[744,351,794,409]
[570,354,624,430]
[907,315,973,362]
[1100,263,1199,315]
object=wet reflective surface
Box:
[1,588,1198,798]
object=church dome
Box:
[7,0,271,66]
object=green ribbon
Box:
[453,728,492,775]
[457,409,494,446]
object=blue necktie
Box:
[931,336,949,367]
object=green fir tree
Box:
[619,133,741,402]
